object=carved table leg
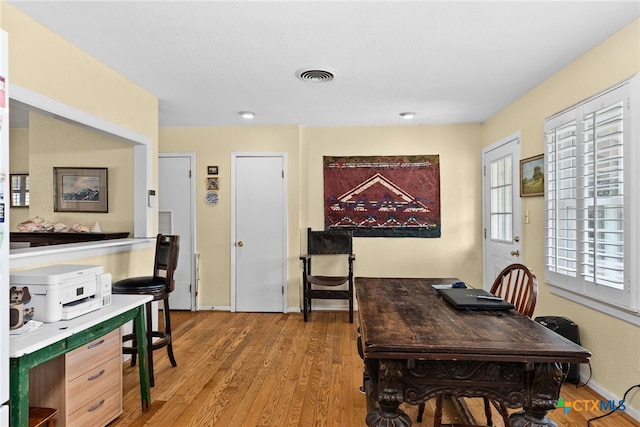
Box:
[366,400,412,427]
[364,359,412,427]
[509,408,557,427]
[509,362,563,427]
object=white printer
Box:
[10,264,112,323]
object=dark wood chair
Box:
[418,263,538,426]
[112,234,180,387]
[300,227,355,323]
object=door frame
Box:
[158,152,198,311]
[230,152,288,313]
[481,132,522,289]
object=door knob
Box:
[514,236,520,242]
[236,241,244,247]
[511,250,520,257]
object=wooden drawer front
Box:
[66,329,120,379]
[67,383,123,427]
[67,356,122,414]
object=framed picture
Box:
[207,165,218,175]
[520,154,544,197]
[54,167,108,212]
[207,177,219,190]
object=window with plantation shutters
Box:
[580,102,625,289]
[544,75,639,322]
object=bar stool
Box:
[112,234,180,387]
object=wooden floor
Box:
[111,310,637,427]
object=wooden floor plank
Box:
[109,310,638,427]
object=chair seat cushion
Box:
[112,276,167,295]
[307,275,349,286]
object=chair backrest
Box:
[307,228,352,255]
[153,234,180,293]
[490,263,538,318]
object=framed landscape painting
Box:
[54,167,108,212]
[520,154,544,197]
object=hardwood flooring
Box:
[110,311,638,427]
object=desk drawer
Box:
[67,383,122,427]
[66,356,121,414]
[66,329,120,379]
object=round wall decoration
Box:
[205,191,219,205]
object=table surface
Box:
[356,277,591,363]
[9,294,152,358]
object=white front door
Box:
[232,153,287,312]
[159,153,196,310]
[482,134,522,289]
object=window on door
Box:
[544,75,639,323]
[490,156,513,242]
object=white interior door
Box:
[232,153,287,312]
[159,153,196,310]
[482,135,522,289]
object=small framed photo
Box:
[520,154,544,197]
[207,165,218,175]
[54,167,108,212]
[207,177,219,191]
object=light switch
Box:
[525,210,530,224]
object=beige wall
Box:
[482,19,640,409]
[301,125,483,279]
[8,126,28,226]
[159,126,301,308]
[13,112,134,233]
[1,3,159,282]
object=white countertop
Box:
[9,294,151,358]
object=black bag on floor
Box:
[534,316,581,384]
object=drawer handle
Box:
[88,399,105,412]
[87,369,105,381]
[87,339,105,350]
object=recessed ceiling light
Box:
[239,111,255,119]
[399,112,417,120]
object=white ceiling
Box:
[7,1,640,128]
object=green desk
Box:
[9,294,152,427]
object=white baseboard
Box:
[578,370,640,422]
[197,305,231,311]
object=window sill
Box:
[549,284,640,327]
[9,237,155,270]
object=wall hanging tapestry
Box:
[323,155,441,238]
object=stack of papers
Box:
[9,320,43,335]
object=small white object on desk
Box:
[9,320,43,335]
[431,284,454,289]
[476,295,504,301]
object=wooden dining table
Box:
[355,277,591,427]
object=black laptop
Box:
[436,288,515,311]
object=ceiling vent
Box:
[296,68,336,83]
